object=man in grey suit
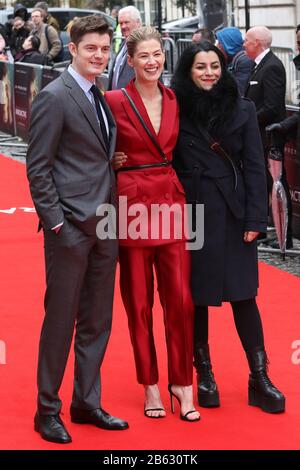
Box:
[27,15,128,444]
[108,5,141,90]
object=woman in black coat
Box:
[172,41,285,414]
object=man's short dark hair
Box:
[30,35,40,51]
[296,24,300,34]
[70,15,113,46]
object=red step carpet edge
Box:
[0,153,299,450]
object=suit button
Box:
[164,192,170,199]
[144,171,150,176]
[141,195,147,202]
[163,169,168,174]
[189,141,194,147]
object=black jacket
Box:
[9,26,30,57]
[15,49,47,65]
[245,50,286,148]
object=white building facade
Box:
[234,0,300,49]
[134,0,300,50]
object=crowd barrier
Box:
[0,61,62,141]
[0,59,300,238]
[284,105,300,238]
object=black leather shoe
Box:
[70,407,129,430]
[34,412,72,443]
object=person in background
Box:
[244,25,293,249]
[0,59,14,127]
[216,26,254,96]
[14,35,46,65]
[172,41,285,414]
[4,3,33,51]
[0,23,7,43]
[30,8,61,63]
[111,5,122,55]
[34,2,60,32]
[66,17,79,36]
[0,33,13,62]
[265,24,300,177]
[265,19,300,197]
[14,3,31,24]
[108,5,142,90]
[293,24,300,71]
[192,28,215,44]
[106,26,200,422]
[9,16,30,57]
[0,33,8,60]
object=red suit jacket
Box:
[105,80,187,247]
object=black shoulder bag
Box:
[197,123,238,191]
[117,88,171,172]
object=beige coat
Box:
[33,23,61,60]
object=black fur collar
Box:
[172,72,239,134]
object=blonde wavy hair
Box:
[126,26,163,58]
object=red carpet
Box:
[0,154,299,450]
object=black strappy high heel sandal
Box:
[144,407,166,419]
[168,384,200,422]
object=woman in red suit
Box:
[105,26,200,422]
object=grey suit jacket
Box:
[27,70,117,235]
[108,43,135,90]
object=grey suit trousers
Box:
[37,219,118,415]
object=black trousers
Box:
[194,298,264,352]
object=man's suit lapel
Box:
[246,50,272,94]
[252,50,272,77]
[121,81,176,160]
[61,70,110,156]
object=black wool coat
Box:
[173,97,268,306]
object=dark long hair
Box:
[171,41,239,133]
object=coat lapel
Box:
[217,99,250,138]
[121,80,177,160]
[61,70,109,156]
[157,81,178,150]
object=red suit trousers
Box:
[119,242,194,385]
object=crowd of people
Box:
[0,2,62,65]
[6,4,296,445]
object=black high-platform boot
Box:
[194,344,220,407]
[246,348,285,413]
